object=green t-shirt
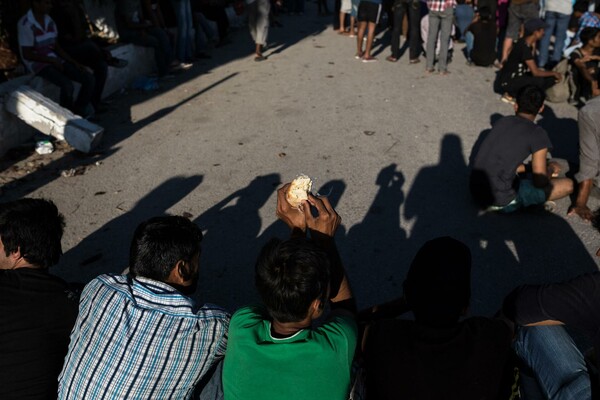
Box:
[222,305,357,400]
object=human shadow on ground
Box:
[56,175,203,283]
[406,132,599,317]
[537,104,579,169]
[193,173,282,308]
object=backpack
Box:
[545,57,577,103]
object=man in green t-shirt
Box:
[222,183,357,400]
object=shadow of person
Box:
[194,173,281,309]
[343,164,407,308]
[407,133,598,317]
[537,104,579,166]
[57,175,204,282]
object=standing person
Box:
[425,0,455,74]
[0,199,79,400]
[386,0,422,63]
[222,184,357,400]
[500,0,540,64]
[248,0,273,60]
[339,0,352,34]
[470,85,573,212]
[498,18,562,103]
[538,0,572,68]
[454,0,474,41]
[58,216,230,399]
[18,0,95,117]
[568,95,600,221]
[171,0,194,63]
[356,0,383,61]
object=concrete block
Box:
[5,86,103,153]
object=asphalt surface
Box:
[3,5,600,316]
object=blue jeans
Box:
[194,12,217,53]
[454,4,474,38]
[172,0,194,61]
[538,11,570,67]
[465,31,474,60]
[513,326,592,400]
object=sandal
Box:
[362,56,378,63]
[254,55,266,62]
[409,58,420,64]
[386,55,398,62]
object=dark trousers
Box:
[390,0,421,59]
[119,27,171,77]
[61,39,107,108]
[37,62,95,114]
[333,0,341,29]
[503,75,556,97]
[201,5,230,41]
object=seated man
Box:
[51,0,127,113]
[470,85,573,212]
[498,18,562,104]
[115,0,173,77]
[0,198,80,400]
[570,27,600,101]
[18,0,96,117]
[466,7,497,67]
[502,219,600,400]
[222,184,357,400]
[568,94,600,220]
[360,237,514,400]
[58,216,229,399]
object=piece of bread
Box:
[286,175,312,208]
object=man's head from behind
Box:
[31,0,53,14]
[515,85,546,116]
[129,216,203,294]
[0,198,65,270]
[403,237,472,327]
[255,237,330,323]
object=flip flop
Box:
[386,56,398,62]
[362,56,377,63]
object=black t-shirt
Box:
[470,115,552,207]
[500,38,534,84]
[51,4,88,45]
[0,268,80,400]
[364,317,513,400]
[469,20,497,66]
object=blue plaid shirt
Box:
[58,274,230,399]
[577,12,600,41]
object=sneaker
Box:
[501,93,515,105]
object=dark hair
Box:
[580,27,600,45]
[478,6,491,21]
[255,237,330,323]
[129,216,203,282]
[0,198,65,268]
[573,0,590,13]
[516,85,546,115]
[403,237,472,327]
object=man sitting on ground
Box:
[58,216,229,399]
[0,198,80,400]
[360,237,514,399]
[568,93,600,221]
[498,18,562,104]
[222,183,357,400]
[18,0,96,117]
[470,85,573,212]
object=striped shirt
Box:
[58,274,230,400]
[17,9,60,73]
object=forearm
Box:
[574,179,592,207]
[359,296,409,323]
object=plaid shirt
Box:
[58,274,230,400]
[577,12,600,41]
[427,0,456,12]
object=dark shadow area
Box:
[193,173,282,307]
[537,104,579,166]
[56,175,204,283]
[402,133,598,318]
